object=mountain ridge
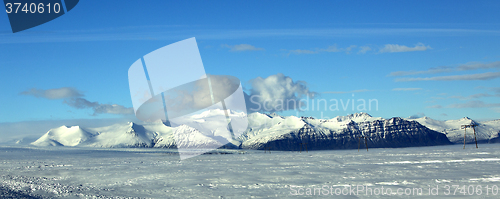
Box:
[28,111,500,150]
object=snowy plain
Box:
[1,144,500,198]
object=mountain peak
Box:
[128,122,139,127]
[358,112,372,117]
[345,112,372,118]
[459,117,476,124]
[59,125,79,129]
[127,122,147,136]
[333,112,373,122]
[262,112,284,119]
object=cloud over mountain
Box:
[63,98,133,115]
[247,73,317,112]
[20,87,83,99]
[21,87,133,116]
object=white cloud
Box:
[3,27,499,44]
[358,46,372,54]
[63,98,133,115]
[408,112,425,119]
[427,105,443,109]
[148,74,316,113]
[344,45,357,54]
[379,43,431,53]
[288,44,357,55]
[389,61,500,77]
[395,72,500,82]
[458,61,500,71]
[319,45,341,52]
[21,87,133,116]
[247,73,317,112]
[388,66,454,76]
[94,104,134,115]
[287,43,430,55]
[447,100,500,108]
[468,93,495,98]
[392,88,422,91]
[223,44,264,51]
[490,87,500,93]
[449,93,497,100]
[20,87,83,99]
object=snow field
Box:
[1,144,500,198]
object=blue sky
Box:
[1,0,500,138]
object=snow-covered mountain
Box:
[29,111,481,151]
[239,113,451,150]
[409,117,500,144]
[33,122,161,148]
[32,126,94,147]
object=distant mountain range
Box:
[28,111,500,151]
[409,117,500,144]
